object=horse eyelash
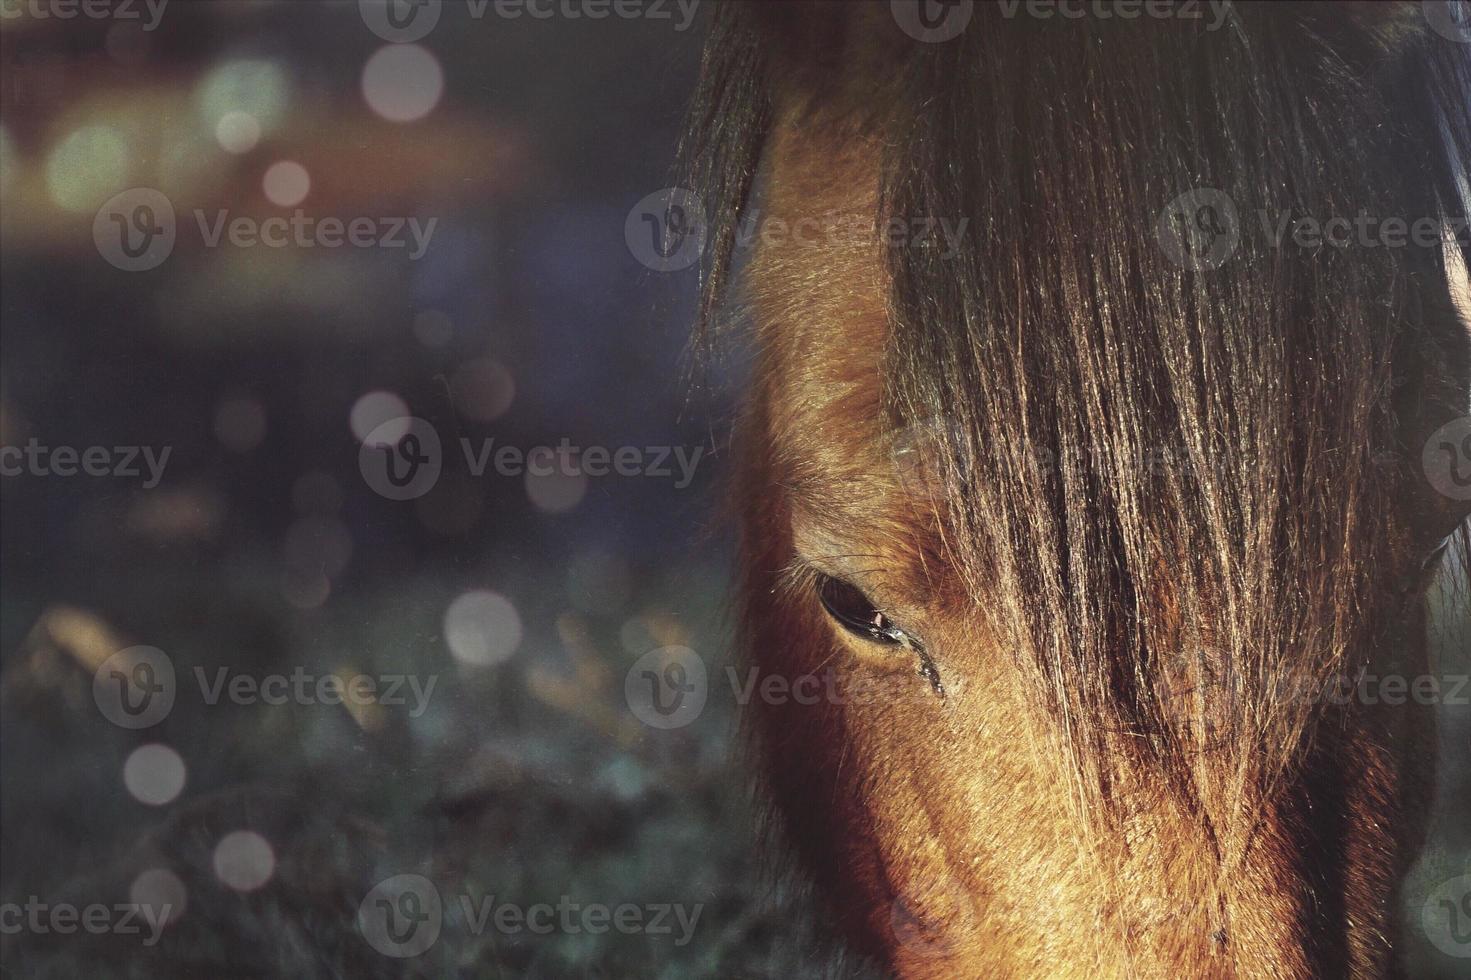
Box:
[773,553,885,603]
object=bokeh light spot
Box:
[46,125,130,213]
[444,590,522,667]
[212,831,275,893]
[197,60,289,133]
[350,391,411,444]
[263,160,310,207]
[362,44,444,123]
[526,458,587,514]
[216,111,262,154]
[123,743,187,806]
[130,868,187,928]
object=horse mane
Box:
[682,1,1471,831]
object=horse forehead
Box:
[749,112,890,362]
[762,328,960,603]
[750,137,890,403]
[751,121,965,590]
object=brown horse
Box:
[681,2,1471,976]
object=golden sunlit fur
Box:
[686,3,1471,976]
[739,112,1435,977]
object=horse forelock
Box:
[685,1,1471,846]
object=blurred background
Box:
[0,2,866,977]
[1,2,1467,978]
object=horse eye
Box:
[815,575,944,696]
[817,575,905,646]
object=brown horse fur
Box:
[682,2,1471,976]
